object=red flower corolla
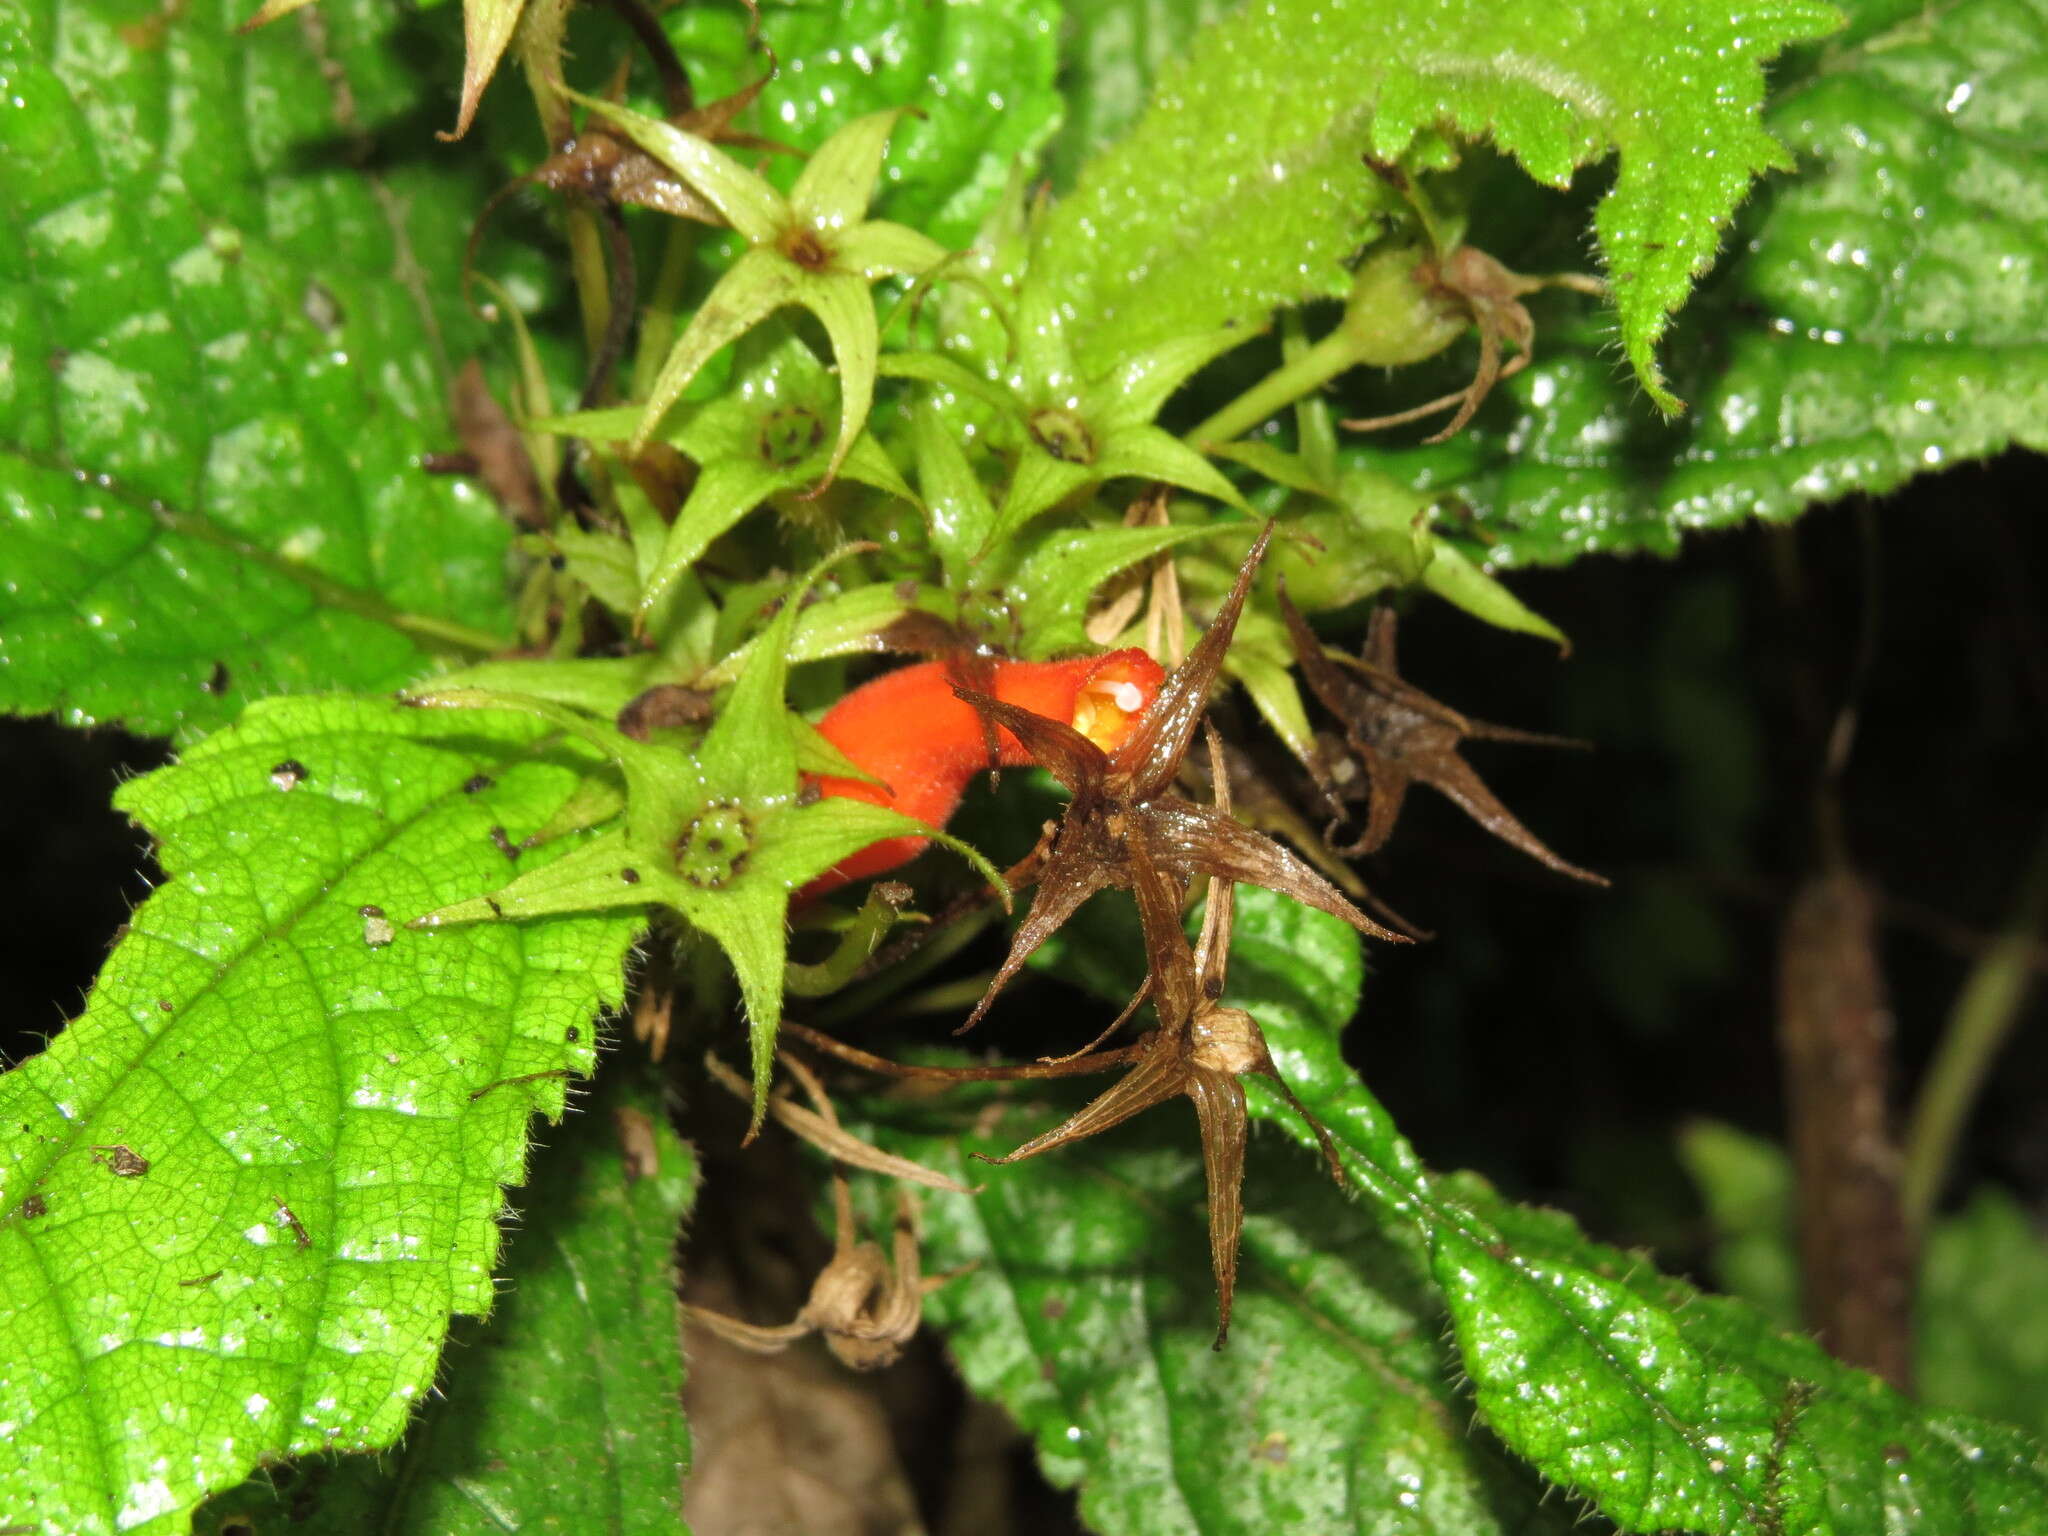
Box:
[806,649,1166,892]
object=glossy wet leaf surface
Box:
[0,0,514,738]
[851,886,1575,1536]
[883,888,2048,1534]
[1369,0,2048,565]
[0,698,641,1536]
[1028,0,1837,399]
[192,1070,698,1535]
[661,0,1062,248]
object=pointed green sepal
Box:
[1091,427,1250,513]
[789,271,884,490]
[1422,541,1568,649]
[789,109,909,228]
[634,247,798,450]
[835,220,950,283]
[407,829,648,928]
[914,403,999,584]
[1100,327,1261,428]
[1010,520,1238,656]
[575,95,786,243]
[992,451,1093,544]
[448,0,525,141]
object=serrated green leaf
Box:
[853,1099,1574,1536]
[1365,0,2048,566]
[1030,0,1838,399]
[1918,1189,2048,1443]
[0,697,640,1536]
[192,1069,696,1534]
[1683,1122,2048,1444]
[1252,977,2048,1532]
[662,0,1063,247]
[853,883,1571,1535]
[935,885,2048,1534]
[0,0,516,738]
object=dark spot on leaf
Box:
[47,348,70,373]
[91,1144,150,1177]
[1041,1297,1067,1320]
[566,1025,580,1043]
[177,1270,223,1287]
[796,781,822,807]
[463,774,494,794]
[22,1194,47,1219]
[203,662,231,695]
[489,825,519,860]
[268,759,308,791]
[485,896,504,918]
[419,450,480,475]
[158,999,173,1013]
[621,868,641,884]
[1884,1443,1909,1465]
[359,906,395,947]
[549,553,568,571]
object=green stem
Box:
[1185,325,1362,449]
[1901,823,2048,1229]
[632,221,698,401]
[807,899,1000,1029]
[786,884,911,998]
[1284,309,1339,483]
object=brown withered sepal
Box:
[969,727,1344,1346]
[952,522,1409,1034]
[1279,588,1606,885]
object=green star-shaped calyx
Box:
[407,554,999,1126]
[577,97,947,491]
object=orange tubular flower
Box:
[806,649,1166,893]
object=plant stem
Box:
[1901,824,2048,1229]
[633,221,698,400]
[1185,325,1361,449]
[1285,309,1339,483]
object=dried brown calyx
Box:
[970,726,1344,1346]
[1342,245,1605,444]
[1279,587,1607,885]
[952,521,1409,1035]
[781,730,1344,1347]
